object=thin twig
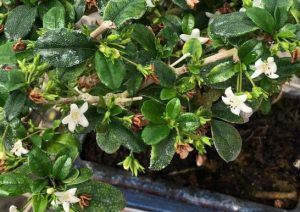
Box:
[90,21,116,39]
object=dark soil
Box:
[81,97,300,210]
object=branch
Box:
[90,21,116,39]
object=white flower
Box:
[222,87,253,116]
[9,205,18,212]
[252,0,264,8]
[54,188,80,212]
[145,0,155,7]
[180,28,209,44]
[10,140,29,157]
[251,57,278,79]
[205,11,221,24]
[62,102,89,132]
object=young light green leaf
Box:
[160,88,177,100]
[205,61,238,84]
[43,7,65,30]
[211,119,242,162]
[142,124,171,145]
[103,0,147,27]
[166,98,181,120]
[95,51,126,90]
[182,14,195,34]
[5,5,37,40]
[141,100,165,124]
[32,195,48,212]
[52,155,72,180]
[246,7,275,33]
[182,38,202,59]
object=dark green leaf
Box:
[43,7,65,30]
[141,100,165,124]
[205,61,238,84]
[153,60,176,88]
[52,155,72,180]
[35,28,95,67]
[142,124,170,145]
[0,84,8,107]
[32,195,48,212]
[210,12,258,38]
[103,0,147,27]
[238,39,264,65]
[149,132,176,171]
[160,88,177,100]
[172,0,189,9]
[177,113,200,132]
[5,5,37,41]
[274,6,289,29]
[246,7,275,33]
[67,168,92,185]
[4,91,26,121]
[182,14,195,34]
[211,119,242,162]
[132,24,156,55]
[212,101,245,124]
[28,148,52,177]
[166,98,181,119]
[95,51,126,90]
[0,173,32,196]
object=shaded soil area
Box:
[82,97,300,210]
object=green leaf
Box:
[160,88,177,100]
[182,38,202,59]
[52,155,72,180]
[172,0,189,9]
[103,0,147,27]
[210,12,258,38]
[67,168,92,185]
[141,100,165,124]
[132,24,156,55]
[238,39,264,65]
[153,60,176,88]
[177,113,200,132]
[0,173,32,196]
[32,195,48,212]
[38,0,64,18]
[263,0,293,14]
[95,51,126,90]
[246,7,275,33]
[211,119,242,162]
[142,124,171,145]
[97,122,145,153]
[166,98,181,119]
[6,69,26,92]
[43,7,65,30]
[4,91,26,121]
[274,6,289,29]
[149,133,176,171]
[127,73,143,96]
[0,84,9,107]
[205,61,238,84]
[212,101,245,124]
[5,5,37,40]
[276,57,300,78]
[182,14,195,34]
[35,28,95,68]
[76,181,126,211]
[28,148,52,177]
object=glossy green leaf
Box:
[35,28,95,68]
[0,173,32,196]
[132,24,156,55]
[4,91,26,121]
[28,148,52,177]
[238,39,264,65]
[5,5,37,40]
[67,168,92,186]
[141,100,165,124]
[172,0,188,9]
[182,14,195,34]
[153,60,176,88]
[183,38,202,59]
[32,195,48,212]
[212,101,245,124]
[160,88,177,100]
[149,133,176,171]
[95,51,126,90]
[274,6,289,29]
[210,12,258,38]
[166,98,181,119]
[52,155,72,180]
[43,7,65,30]
[0,84,9,107]
[205,61,238,84]
[177,113,200,132]
[142,124,171,145]
[211,119,242,162]
[103,0,147,27]
[246,7,275,33]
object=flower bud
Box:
[47,187,55,194]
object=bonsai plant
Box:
[0,0,299,211]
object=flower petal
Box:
[70,104,79,113]
[254,58,264,68]
[62,201,70,212]
[237,94,247,102]
[179,34,190,42]
[62,115,72,125]
[251,69,263,79]
[224,87,234,97]
[67,188,77,196]
[79,102,88,113]
[199,37,209,44]
[191,28,200,38]
[222,96,231,105]
[78,115,89,127]
[268,73,279,79]
[230,107,241,116]
[205,12,214,18]
[68,121,77,133]
[240,103,253,114]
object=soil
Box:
[81,96,300,210]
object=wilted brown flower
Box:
[291,49,300,64]
[0,24,4,34]
[79,194,92,209]
[218,2,233,14]
[85,0,97,9]
[186,0,199,9]
[132,113,148,131]
[78,73,100,90]
[13,38,27,52]
[0,160,6,173]
[29,88,46,104]
[196,154,207,167]
[176,143,193,159]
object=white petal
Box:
[224,87,234,97]
[67,188,77,196]
[254,58,264,68]
[54,191,64,198]
[268,73,279,79]
[21,148,29,155]
[230,107,241,116]
[70,104,79,113]
[78,115,89,128]
[237,94,247,102]
[9,205,18,212]
[191,28,200,38]
[267,57,274,63]
[68,121,77,133]
[145,0,155,7]
[199,37,209,44]
[269,63,277,73]
[251,69,263,79]
[240,103,253,113]
[79,102,88,113]
[239,7,246,12]
[62,115,72,124]
[62,202,70,212]
[205,12,214,18]
[179,34,190,42]
[69,196,80,204]
[222,96,231,105]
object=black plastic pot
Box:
[76,159,299,212]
